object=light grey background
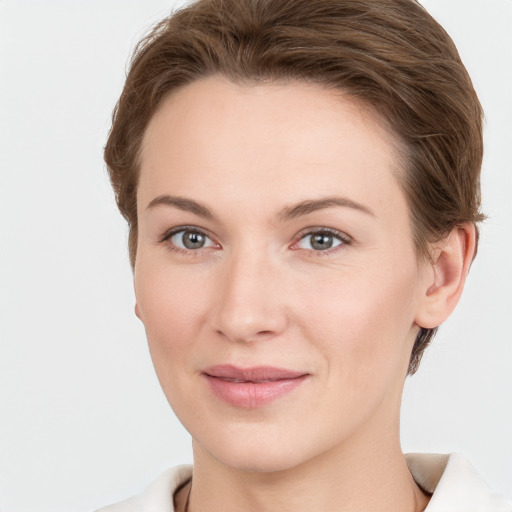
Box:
[0,1,510,510]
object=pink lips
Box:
[203,365,308,408]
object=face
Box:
[135,76,430,473]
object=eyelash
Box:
[158,226,352,257]
[159,226,218,257]
[293,227,352,257]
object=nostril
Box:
[215,328,281,344]
[211,279,289,342]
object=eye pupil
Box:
[311,233,333,250]
[183,231,205,249]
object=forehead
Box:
[138,76,407,224]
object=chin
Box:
[204,439,310,474]
[190,416,336,475]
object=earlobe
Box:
[415,224,477,329]
[133,275,142,321]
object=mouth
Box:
[202,365,309,408]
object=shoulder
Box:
[95,465,193,512]
[406,453,511,512]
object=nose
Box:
[211,249,289,344]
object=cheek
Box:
[134,263,210,376]
[295,262,418,383]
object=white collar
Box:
[406,453,511,511]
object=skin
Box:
[134,76,475,512]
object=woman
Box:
[97,0,510,510]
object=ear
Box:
[133,273,142,320]
[415,224,477,329]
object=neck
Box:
[185,425,429,512]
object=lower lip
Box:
[204,374,308,408]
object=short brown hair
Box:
[105,0,484,374]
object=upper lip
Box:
[203,364,308,382]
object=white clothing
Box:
[97,453,511,511]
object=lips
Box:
[203,364,309,408]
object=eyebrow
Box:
[146,195,216,220]
[277,196,375,222]
[145,194,375,221]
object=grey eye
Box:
[170,230,215,250]
[311,233,334,250]
[297,232,344,251]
